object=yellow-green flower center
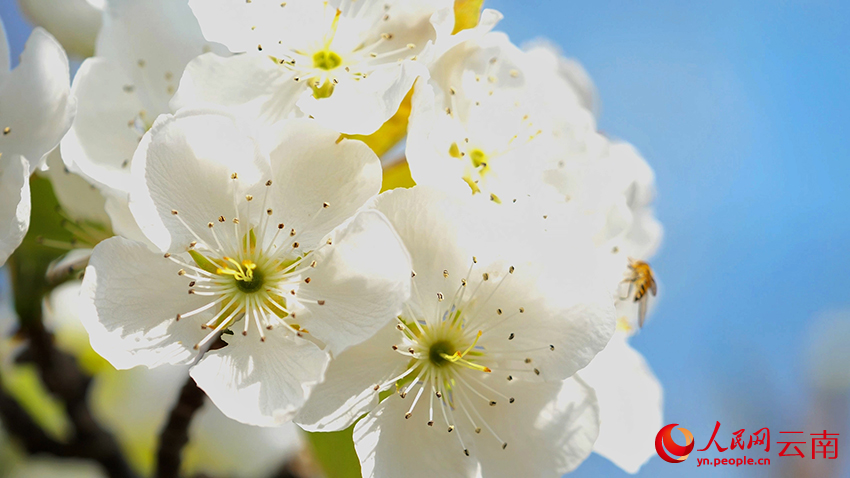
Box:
[313,50,342,71]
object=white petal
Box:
[129,107,270,252]
[0,28,74,172]
[473,377,600,477]
[190,328,328,427]
[43,148,110,226]
[296,210,411,355]
[18,0,102,58]
[188,0,313,53]
[579,336,663,474]
[264,119,382,247]
[522,40,598,117]
[353,393,478,478]
[171,52,303,130]
[370,187,471,320]
[60,58,147,194]
[295,323,406,432]
[96,0,225,114]
[0,155,30,266]
[297,60,427,135]
[79,236,211,369]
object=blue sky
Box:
[3,1,850,476]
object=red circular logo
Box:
[655,423,695,463]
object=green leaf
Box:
[305,427,361,478]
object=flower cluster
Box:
[1,0,664,477]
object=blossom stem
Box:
[155,376,206,478]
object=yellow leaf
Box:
[381,159,416,192]
[346,88,414,158]
[453,0,485,34]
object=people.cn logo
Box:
[656,423,695,463]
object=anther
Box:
[443,269,449,278]
[525,358,532,364]
[164,253,171,258]
[507,375,513,381]
[482,272,489,281]
[447,426,454,432]
[549,345,555,351]
[290,228,296,236]
[435,391,442,398]
[508,333,514,340]
[3,127,11,135]
[177,269,186,276]
[405,412,412,419]
[502,443,508,450]
[266,180,273,186]
[411,270,416,277]
[497,308,502,315]
[246,194,254,201]
[267,208,273,215]
[323,202,330,208]
[304,277,311,283]
[437,292,443,301]
[464,449,469,456]
[474,427,481,434]
[489,401,496,406]
[534,368,540,375]
[392,345,398,350]
[509,266,515,274]
[231,172,238,180]
[317,300,325,305]
[189,241,197,248]
[175,314,181,321]
[278,223,284,229]
[219,216,226,222]
[292,242,299,248]
[310,261,317,267]
[188,281,196,287]
[171,209,178,215]
[208,222,214,228]
[233,218,239,224]
[519,307,525,313]
[509,398,515,403]
[428,421,434,426]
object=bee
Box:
[620,258,657,327]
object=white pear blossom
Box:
[176,0,454,135]
[406,30,596,205]
[0,20,75,265]
[296,186,615,477]
[79,108,411,426]
[18,0,104,59]
[60,0,226,239]
[523,40,598,117]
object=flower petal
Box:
[79,236,212,369]
[296,210,411,355]
[0,27,74,172]
[171,52,303,130]
[128,107,270,252]
[0,155,30,266]
[97,0,225,114]
[370,187,471,321]
[353,392,478,478]
[60,57,149,194]
[295,323,406,432]
[263,119,382,248]
[473,377,600,477]
[17,0,102,59]
[190,328,328,427]
[297,60,427,135]
[43,148,110,227]
[579,336,663,474]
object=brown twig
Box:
[155,376,206,478]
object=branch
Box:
[156,376,206,478]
